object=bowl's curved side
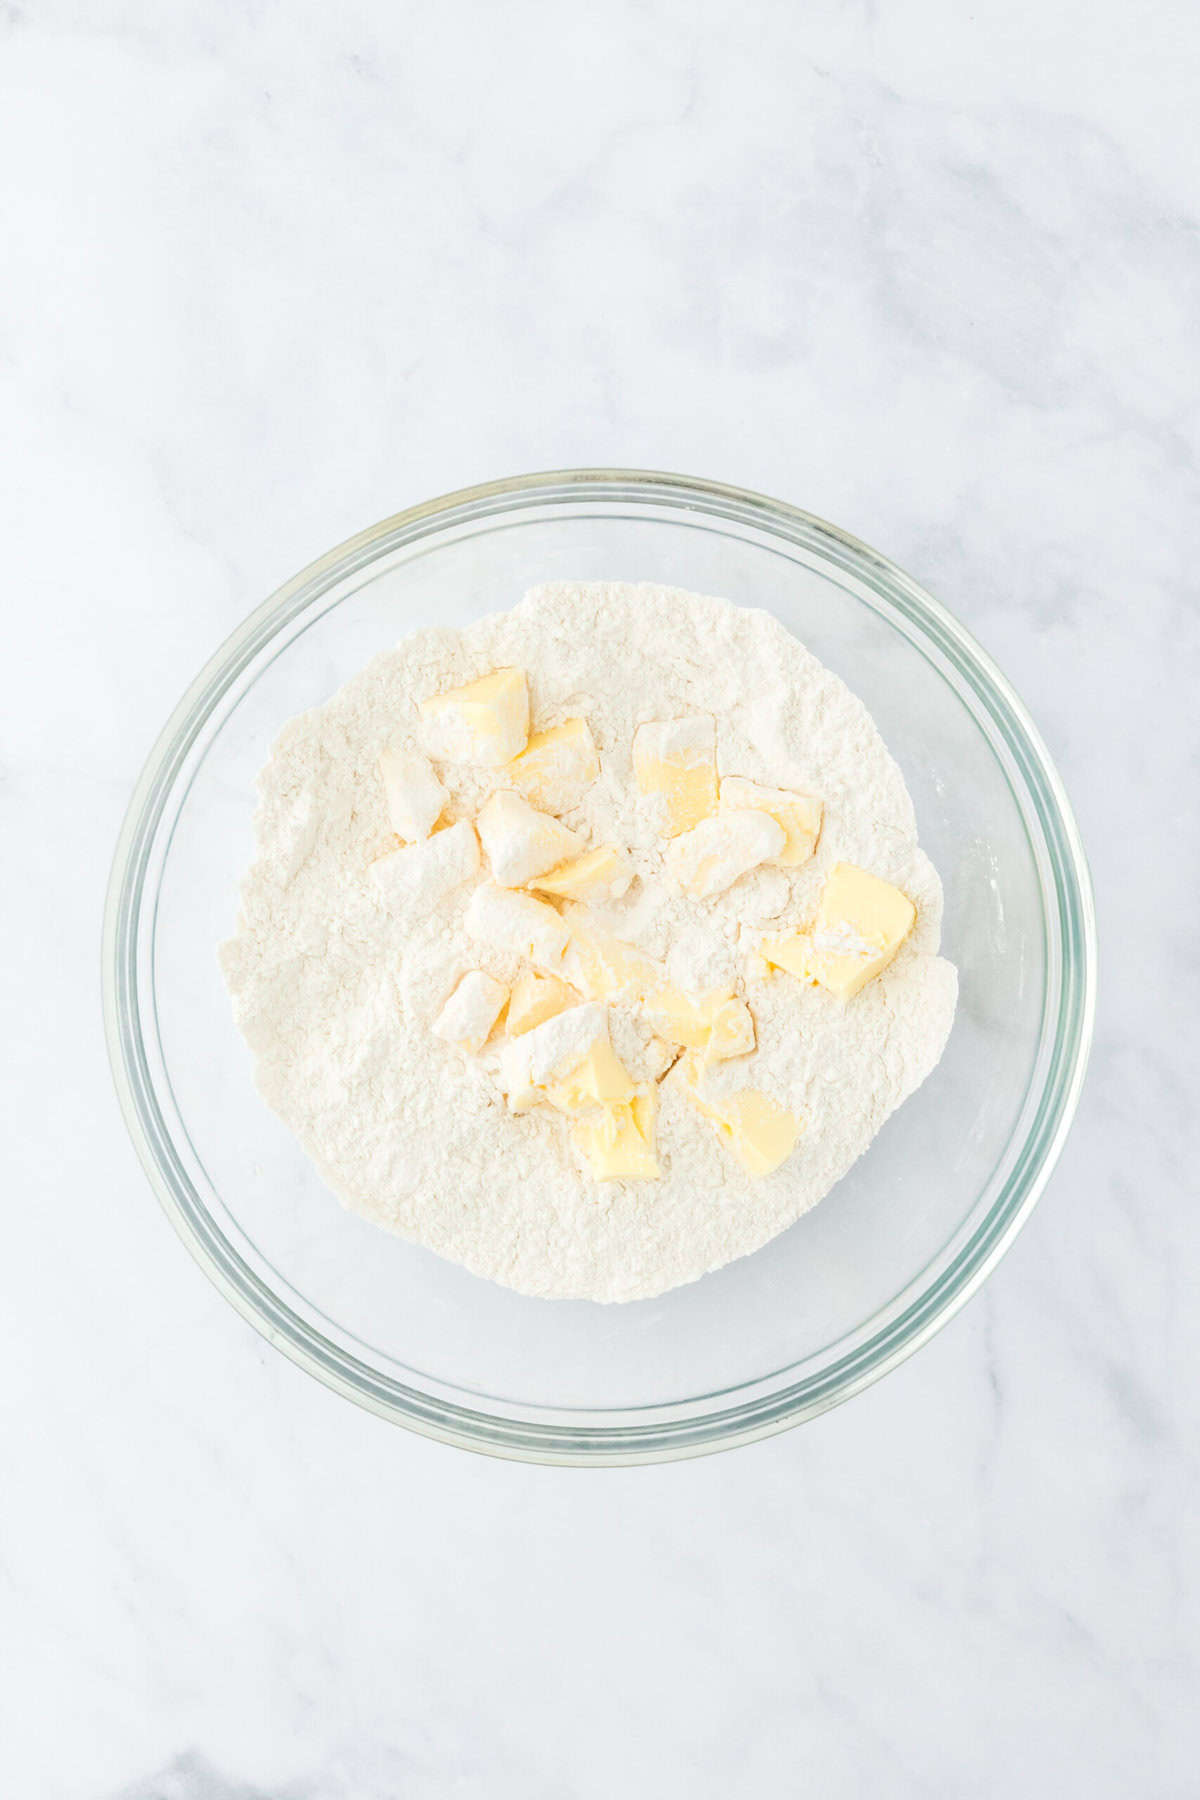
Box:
[102,469,1096,1464]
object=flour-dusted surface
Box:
[220,583,958,1301]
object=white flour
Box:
[220,582,957,1302]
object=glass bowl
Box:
[103,470,1095,1464]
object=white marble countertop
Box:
[3,4,1196,1795]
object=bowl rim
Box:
[102,467,1097,1464]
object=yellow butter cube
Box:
[719,776,822,867]
[528,845,632,904]
[493,1038,540,1112]
[760,931,813,981]
[741,947,773,984]
[644,985,756,1062]
[432,970,508,1054]
[667,809,785,898]
[419,668,529,766]
[715,1088,801,1176]
[477,790,582,886]
[682,1061,801,1177]
[806,861,916,998]
[495,1000,608,1110]
[544,1035,636,1115]
[642,984,724,1051]
[560,906,662,1005]
[574,1091,660,1181]
[500,1078,540,1115]
[632,716,718,837]
[506,718,599,812]
[464,883,571,970]
[706,995,756,1062]
[506,970,578,1038]
[378,743,447,841]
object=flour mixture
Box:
[220,582,957,1301]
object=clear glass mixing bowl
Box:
[103,471,1095,1463]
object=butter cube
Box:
[642,984,726,1051]
[806,861,916,998]
[633,716,718,836]
[506,970,578,1038]
[529,845,632,904]
[714,1088,801,1176]
[464,883,570,969]
[477,790,582,887]
[741,947,773,985]
[666,809,785,898]
[545,1034,636,1115]
[643,985,756,1062]
[495,1001,602,1110]
[496,1001,628,1117]
[371,819,479,923]
[719,776,822,868]
[560,906,662,1004]
[683,1063,801,1177]
[506,718,599,813]
[706,996,756,1062]
[573,1091,660,1181]
[493,1040,541,1113]
[379,743,446,841]
[514,1002,607,1082]
[760,931,813,981]
[432,970,508,1053]
[419,668,529,766]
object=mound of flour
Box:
[220,582,957,1302]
